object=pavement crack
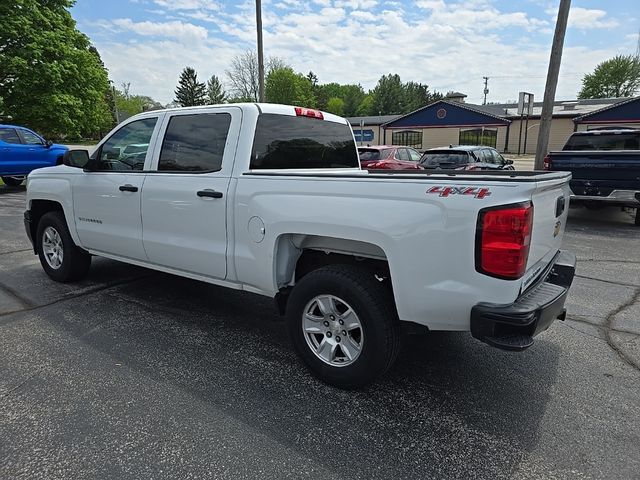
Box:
[574,274,639,288]
[0,248,31,256]
[0,274,156,323]
[604,287,640,372]
[0,372,39,401]
[561,321,605,342]
[0,280,35,308]
[577,258,640,264]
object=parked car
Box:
[25,104,575,388]
[358,145,423,169]
[0,125,68,186]
[420,145,515,171]
[544,129,640,225]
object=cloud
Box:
[152,0,220,11]
[84,1,626,105]
[112,18,209,41]
[545,7,618,29]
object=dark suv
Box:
[420,145,514,171]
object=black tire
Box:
[1,176,24,187]
[635,208,640,227]
[286,264,400,389]
[36,211,91,282]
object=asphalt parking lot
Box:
[1,185,639,480]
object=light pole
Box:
[534,0,571,169]
[256,0,265,102]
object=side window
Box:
[97,118,157,171]
[408,149,421,161]
[490,149,503,164]
[397,148,410,161]
[0,129,21,144]
[21,130,43,145]
[159,113,231,172]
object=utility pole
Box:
[482,77,489,105]
[534,0,571,170]
[255,0,265,102]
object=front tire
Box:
[1,176,24,187]
[635,208,640,227]
[36,211,91,282]
[286,264,400,389]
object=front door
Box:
[73,116,161,260]
[141,108,241,279]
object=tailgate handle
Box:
[555,196,565,218]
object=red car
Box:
[358,145,423,170]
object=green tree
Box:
[0,0,114,139]
[265,67,315,106]
[114,84,162,119]
[403,82,442,112]
[341,84,366,117]
[356,95,374,116]
[326,97,345,116]
[578,55,640,99]
[174,66,207,107]
[207,74,227,104]
[371,74,405,115]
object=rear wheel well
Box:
[275,249,392,315]
[29,200,64,251]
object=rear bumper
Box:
[571,189,640,208]
[470,250,576,351]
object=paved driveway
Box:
[1,186,639,479]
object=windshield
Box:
[420,151,470,166]
[563,132,640,151]
[358,148,392,161]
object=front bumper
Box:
[470,250,576,351]
[24,210,34,248]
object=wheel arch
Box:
[28,198,81,252]
[273,234,392,315]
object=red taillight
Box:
[476,203,533,280]
[295,107,324,120]
[543,155,551,170]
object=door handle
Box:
[119,184,138,192]
[197,189,223,199]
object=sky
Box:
[71,0,640,106]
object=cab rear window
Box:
[251,114,358,169]
[563,132,640,151]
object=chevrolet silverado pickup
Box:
[24,103,576,388]
[544,128,640,225]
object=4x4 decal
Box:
[426,186,492,199]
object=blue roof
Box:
[383,100,510,129]
[574,97,640,123]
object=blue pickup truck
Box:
[544,128,640,226]
[0,125,68,186]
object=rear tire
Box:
[635,208,640,227]
[36,211,91,282]
[1,176,24,187]
[286,264,400,389]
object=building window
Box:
[392,130,422,148]
[459,128,497,148]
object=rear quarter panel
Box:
[233,173,547,331]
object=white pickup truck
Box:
[24,103,576,388]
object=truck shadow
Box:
[42,264,559,479]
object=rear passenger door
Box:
[141,107,241,279]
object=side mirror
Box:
[62,149,90,169]
[504,159,514,165]
[45,139,53,148]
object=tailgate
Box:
[525,175,572,286]
[551,151,640,192]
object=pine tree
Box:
[206,75,227,104]
[174,67,207,107]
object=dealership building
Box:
[347,94,640,154]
